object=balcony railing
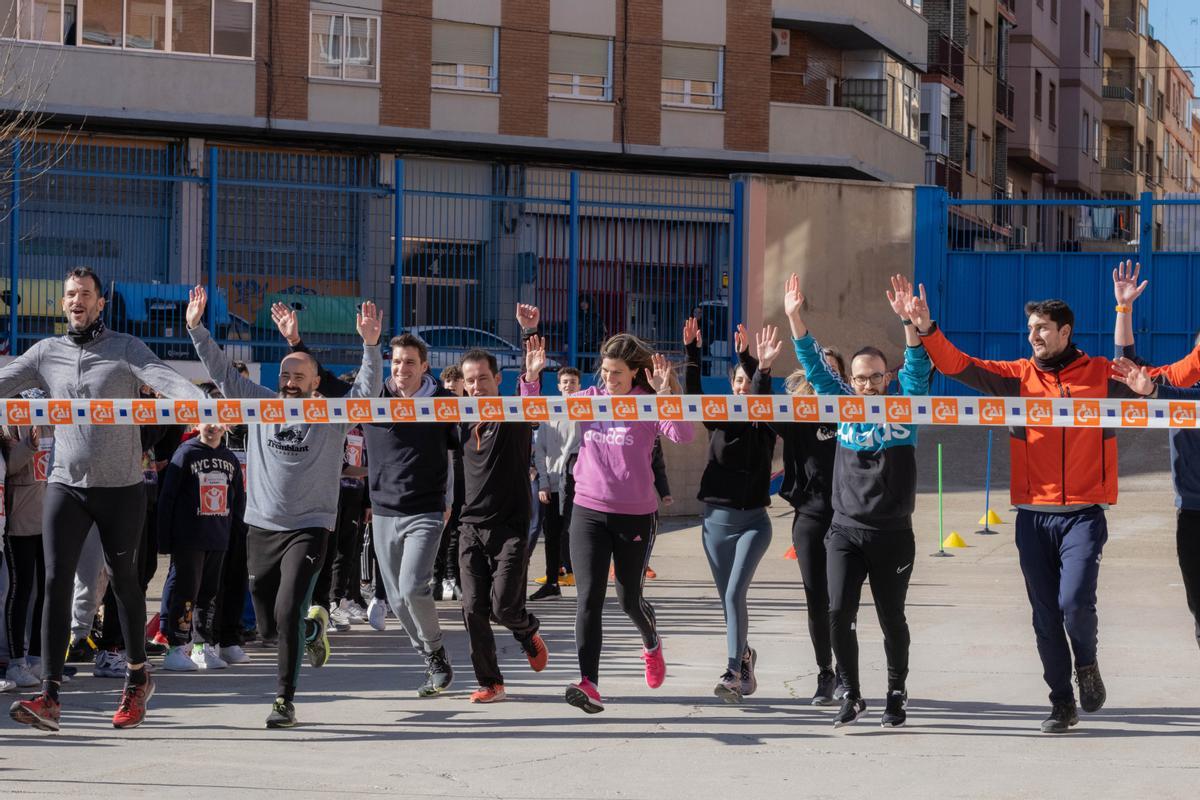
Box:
[925,152,963,197]
[996,78,1014,120]
[1104,16,1136,32]
[998,0,1015,15]
[930,32,965,86]
[1104,152,1134,172]
[1102,84,1135,102]
[839,79,887,124]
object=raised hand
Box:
[525,334,546,378]
[1111,357,1155,396]
[733,323,750,354]
[646,353,673,394]
[516,303,540,330]
[186,286,207,330]
[755,324,783,370]
[906,283,931,332]
[271,302,300,345]
[683,316,701,347]
[356,301,383,346]
[887,274,914,320]
[1113,259,1147,306]
[783,273,806,319]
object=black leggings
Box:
[42,483,148,684]
[4,534,45,660]
[1177,510,1200,651]
[215,523,249,647]
[539,492,566,583]
[792,512,834,671]
[166,549,225,647]
[330,485,366,605]
[246,526,328,701]
[570,505,658,685]
[826,522,915,697]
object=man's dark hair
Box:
[440,365,463,382]
[460,348,499,376]
[558,366,581,380]
[852,346,889,369]
[389,333,429,363]
[65,266,104,294]
[1024,299,1075,331]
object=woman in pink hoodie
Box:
[559,333,694,714]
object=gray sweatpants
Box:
[373,512,445,655]
[70,526,108,641]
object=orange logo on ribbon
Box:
[433,398,460,422]
[478,398,505,421]
[1025,399,1053,427]
[303,400,329,423]
[1170,402,1197,428]
[1121,401,1148,427]
[132,400,157,425]
[838,397,866,423]
[703,396,729,421]
[90,401,114,425]
[791,396,819,422]
[932,398,959,425]
[747,396,773,421]
[48,401,72,426]
[346,399,372,423]
[5,400,30,426]
[612,397,639,420]
[657,396,684,420]
[174,401,199,425]
[1072,400,1100,427]
[390,398,416,422]
[259,400,285,424]
[522,397,549,421]
[978,398,1006,425]
[217,400,244,424]
[885,397,912,424]
[567,397,595,421]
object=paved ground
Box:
[2,428,1198,799]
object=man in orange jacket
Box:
[905,279,1200,733]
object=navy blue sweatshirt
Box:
[156,437,247,553]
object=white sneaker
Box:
[345,600,368,623]
[25,656,43,681]
[328,603,352,631]
[5,659,39,688]
[0,678,16,692]
[162,645,198,672]
[192,643,228,670]
[442,579,460,601]
[367,597,388,631]
[218,644,251,665]
[94,649,129,678]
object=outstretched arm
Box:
[274,301,354,398]
[908,284,1024,397]
[1112,260,1146,349]
[186,287,273,400]
[347,302,384,399]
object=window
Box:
[212,0,253,57]
[1083,111,1090,152]
[983,21,993,66]
[661,44,723,109]
[432,21,497,92]
[1138,4,1148,35]
[919,112,930,149]
[548,33,612,101]
[982,133,992,183]
[1083,11,1091,56]
[967,9,978,60]
[966,124,977,174]
[1034,71,1043,119]
[1094,118,1101,161]
[1049,81,1056,130]
[1050,0,1057,23]
[884,57,920,142]
[310,12,378,81]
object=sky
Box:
[1151,0,1200,81]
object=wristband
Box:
[901,319,913,326]
[1115,305,1130,314]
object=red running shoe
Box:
[565,678,605,714]
[10,693,61,732]
[469,685,507,703]
[522,633,549,672]
[641,640,666,689]
[112,674,155,729]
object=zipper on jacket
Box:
[1055,375,1070,504]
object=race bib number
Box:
[199,472,229,516]
[33,438,53,482]
[345,433,364,468]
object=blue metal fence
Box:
[1,140,739,374]
[915,186,1200,395]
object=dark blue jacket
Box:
[157,437,247,553]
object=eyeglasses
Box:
[850,372,888,387]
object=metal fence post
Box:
[730,179,746,345]
[8,139,20,355]
[1138,191,1154,275]
[206,146,219,334]
[393,157,405,339]
[567,171,580,367]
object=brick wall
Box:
[255,0,308,120]
[381,0,432,128]
[770,31,843,106]
[499,0,549,137]
[724,0,770,151]
[614,0,662,146]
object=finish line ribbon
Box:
[0,395,1191,429]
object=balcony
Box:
[997,0,1016,23]
[929,32,965,91]
[1102,84,1138,128]
[772,0,929,70]
[924,152,962,197]
[1103,16,1138,58]
[1102,151,1139,196]
[995,78,1015,127]
[769,102,925,183]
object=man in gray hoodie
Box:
[185,286,382,729]
[5,267,205,733]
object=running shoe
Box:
[26,656,42,680]
[0,678,16,693]
[713,669,742,704]
[833,695,867,728]
[833,672,848,702]
[328,603,352,632]
[366,598,389,631]
[641,640,666,689]
[218,645,251,665]
[559,572,576,587]
[565,678,604,714]
[522,634,549,672]
[94,649,128,678]
[418,647,454,697]
[442,579,461,600]
[346,600,368,623]
[305,606,331,668]
[534,568,565,586]
[162,645,198,672]
[6,659,40,689]
[65,634,97,664]
[880,690,908,728]
[9,693,60,732]
[191,644,228,670]
[151,631,170,647]
[812,668,838,706]
[1076,663,1107,713]
[144,639,168,657]
[528,583,562,601]
[1041,701,1079,733]
[112,674,155,729]
[739,646,758,696]
[469,684,507,703]
[266,697,296,729]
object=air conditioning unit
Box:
[1012,225,1029,247]
[771,28,790,57]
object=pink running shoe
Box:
[565,678,604,714]
[641,640,666,689]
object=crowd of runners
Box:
[1,262,1198,734]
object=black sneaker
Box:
[713,669,742,704]
[66,635,97,664]
[833,695,867,728]
[1040,701,1079,733]
[833,671,848,701]
[739,646,758,696]
[528,583,562,601]
[880,690,908,728]
[812,668,837,706]
[144,639,168,657]
[1076,663,1106,713]
[418,647,454,697]
[266,697,296,729]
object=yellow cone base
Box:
[943,532,968,548]
[978,509,1003,526]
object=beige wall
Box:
[548,99,615,142]
[308,84,380,126]
[769,103,925,183]
[660,108,725,149]
[432,0,501,26]
[429,90,500,133]
[662,0,726,45]
[550,0,616,37]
